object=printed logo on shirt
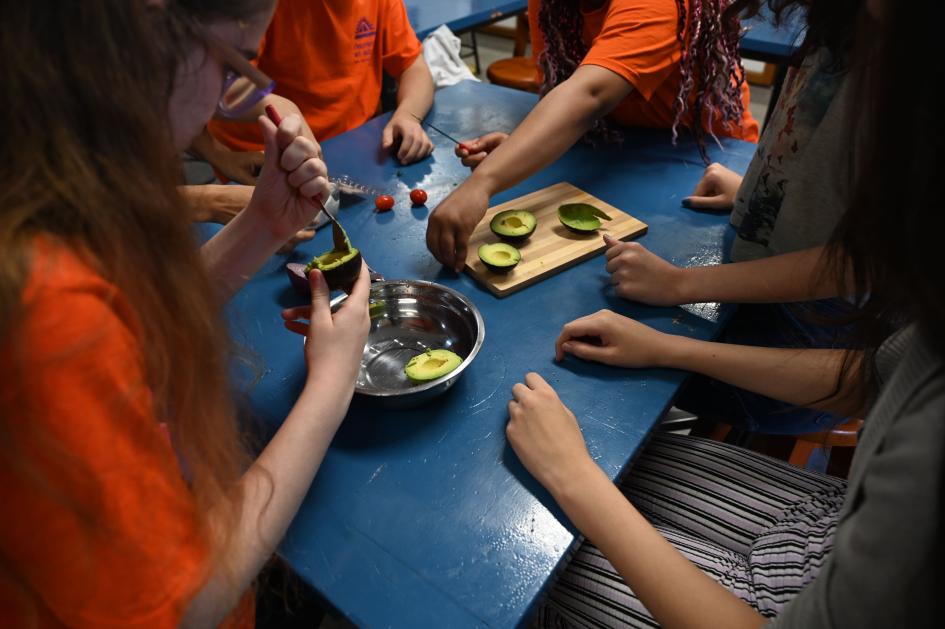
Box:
[354,17,376,63]
[355,17,376,39]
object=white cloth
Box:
[421,25,479,89]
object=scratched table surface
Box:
[404,0,803,64]
[207,80,754,627]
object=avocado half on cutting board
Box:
[490,209,537,242]
[558,203,613,233]
[477,242,522,273]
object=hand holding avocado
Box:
[281,261,371,395]
[247,112,330,243]
[506,373,598,499]
[555,309,675,369]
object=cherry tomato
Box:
[374,195,395,212]
[410,189,428,205]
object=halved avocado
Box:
[478,242,521,273]
[287,222,361,295]
[558,203,613,233]
[490,209,537,242]
[404,349,463,383]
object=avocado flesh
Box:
[490,210,537,241]
[558,203,613,233]
[404,349,463,383]
[304,222,361,292]
[478,242,521,273]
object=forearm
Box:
[468,68,627,196]
[199,204,283,300]
[183,380,353,627]
[393,56,434,120]
[663,336,863,416]
[182,184,250,223]
[677,246,841,304]
[556,465,767,629]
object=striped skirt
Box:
[536,433,846,628]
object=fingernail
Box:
[681,199,692,208]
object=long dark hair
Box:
[0,0,271,614]
[826,1,945,368]
[536,0,746,160]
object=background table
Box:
[216,80,755,627]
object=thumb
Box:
[682,195,730,211]
[561,340,609,364]
[603,234,619,248]
[307,269,333,330]
[258,116,281,174]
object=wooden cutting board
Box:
[464,182,648,297]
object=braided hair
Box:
[537,0,746,161]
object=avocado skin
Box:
[560,220,600,234]
[490,210,537,242]
[285,251,362,296]
[320,250,362,293]
[482,259,517,273]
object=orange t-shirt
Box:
[528,0,759,142]
[0,240,252,628]
[209,0,423,151]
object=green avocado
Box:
[558,203,613,233]
[404,349,463,383]
[478,242,522,273]
[490,209,537,241]
[304,222,361,292]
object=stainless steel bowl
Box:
[330,280,485,408]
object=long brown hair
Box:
[0,0,270,606]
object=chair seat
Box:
[486,57,541,93]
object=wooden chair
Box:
[707,418,864,477]
[787,418,863,469]
[485,14,541,94]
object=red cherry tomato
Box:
[410,189,428,205]
[374,195,395,212]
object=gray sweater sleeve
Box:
[771,375,944,628]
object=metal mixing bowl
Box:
[330,280,485,408]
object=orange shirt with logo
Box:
[529,0,759,142]
[210,0,423,151]
[0,240,252,628]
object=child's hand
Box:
[455,132,508,169]
[281,262,371,390]
[506,373,597,498]
[555,310,675,369]
[603,235,689,306]
[382,111,434,164]
[426,180,491,272]
[249,112,329,242]
[683,163,743,211]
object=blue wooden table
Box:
[219,80,755,627]
[406,0,528,39]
